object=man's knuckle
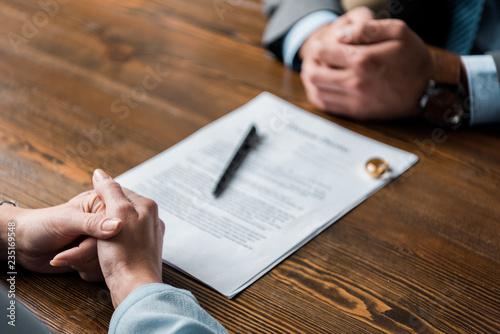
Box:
[392,19,408,36]
[115,202,134,216]
[144,199,159,212]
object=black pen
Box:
[213,125,259,198]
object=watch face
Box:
[425,89,463,126]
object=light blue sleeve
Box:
[461,55,500,125]
[282,10,338,70]
[109,283,228,334]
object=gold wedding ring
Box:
[365,158,389,178]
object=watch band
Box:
[428,46,462,85]
[421,47,470,128]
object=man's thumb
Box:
[69,213,122,239]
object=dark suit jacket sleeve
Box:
[262,0,344,60]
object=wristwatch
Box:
[419,48,470,128]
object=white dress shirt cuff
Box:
[461,55,500,125]
[283,10,339,70]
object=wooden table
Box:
[1,1,499,333]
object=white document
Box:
[116,92,418,298]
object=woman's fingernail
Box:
[50,259,70,267]
[102,218,121,232]
[93,169,108,182]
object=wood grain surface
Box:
[1,0,499,333]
